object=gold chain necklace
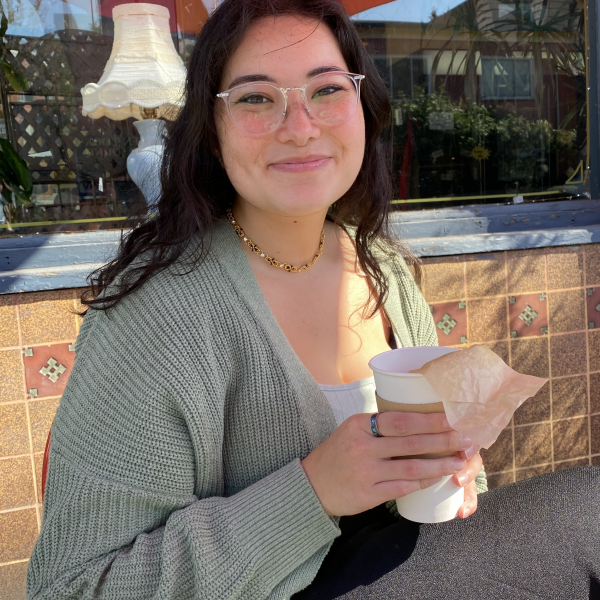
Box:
[226,209,325,273]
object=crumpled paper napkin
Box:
[410,345,548,449]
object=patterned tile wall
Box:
[0,289,81,600]
[1,243,599,598]
[421,243,600,490]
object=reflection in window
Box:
[353,0,588,208]
[1,0,101,36]
[481,58,532,100]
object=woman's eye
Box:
[312,85,343,98]
[236,94,272,105]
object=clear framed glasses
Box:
[216,71,365,136]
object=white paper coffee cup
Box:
[369,346,464,523]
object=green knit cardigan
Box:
[27,220,486,600]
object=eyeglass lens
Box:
[226,73,360,136]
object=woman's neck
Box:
[231,200,329,269]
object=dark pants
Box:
[294,467,600,599]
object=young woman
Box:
[28,1,599,599]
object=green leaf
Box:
[0,12,8,40]
[12,184,31,205]
[0,138,33,197]
[1,185,12,206]
[2,60,29,92]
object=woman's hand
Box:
[301,411,474,517]
[454,449,483,519]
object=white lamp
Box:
[81,3,187,209]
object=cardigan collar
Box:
[209,219,413,447]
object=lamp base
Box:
[127,119,166,212]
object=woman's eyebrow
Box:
[227,73,277,89]
[226,66,346,89]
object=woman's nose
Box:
[276,91,321,144]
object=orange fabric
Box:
[340,0,396,16]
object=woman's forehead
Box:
[222,16,349,88]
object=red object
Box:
[41,425,52,502]
[342,0,396,15]
[398,119,413,202]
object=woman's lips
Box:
[269,157,331,173]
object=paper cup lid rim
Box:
[368,364,424,377]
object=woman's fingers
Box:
[373,455,466,482]
[456,480,478,518]
[370,411,453,437]
[453,451,483,488]
[374,430,473,459]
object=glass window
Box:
[0,0,201,235]
[353,0,589,210]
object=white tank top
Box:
[319,333,400,427]
[319,377,378,427]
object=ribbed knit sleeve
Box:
[26,277,340,600]
[28,454,337,599]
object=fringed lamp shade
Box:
[81,3,186,121]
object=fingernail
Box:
[461,435,473,449]
[457,472,469,487]
[464,444,476,459]
[453,458,466,472]
[462,507,470,518]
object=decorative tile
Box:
[421,257,465,303]
[18,290,78,346]
[508,293,548,338]
[506,248,546,294]
[554,458,590,471]
[590,330,600,373]
[548,290,586,334]
[0,404,29,458]
[587,287,600,329]
[551,375,588,419]
[429,302,467,346]
[515,464,552,482]
[480,428,512,473]
[514,423,552,468]
[591,372,600,415]
[510,337,549,379]
[465,253,506,298]
[0,456,36,510]
[22,343,75,399]
[0,509,38,562]
[28,398,60,453]
[482,341,509,364]
[591,415,600,455]
[546,246,584,290]
[553,417,589,461]
[514,382,550,425]
[0,350,25,403]
[486,471,515,489]
[0,561,28,600]
[585,244,600,286]
[467,297,508,343]
[550,333,587,377]
[0,302,19,349]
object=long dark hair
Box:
[82,0,420,313]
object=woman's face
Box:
[215,16,366,218]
